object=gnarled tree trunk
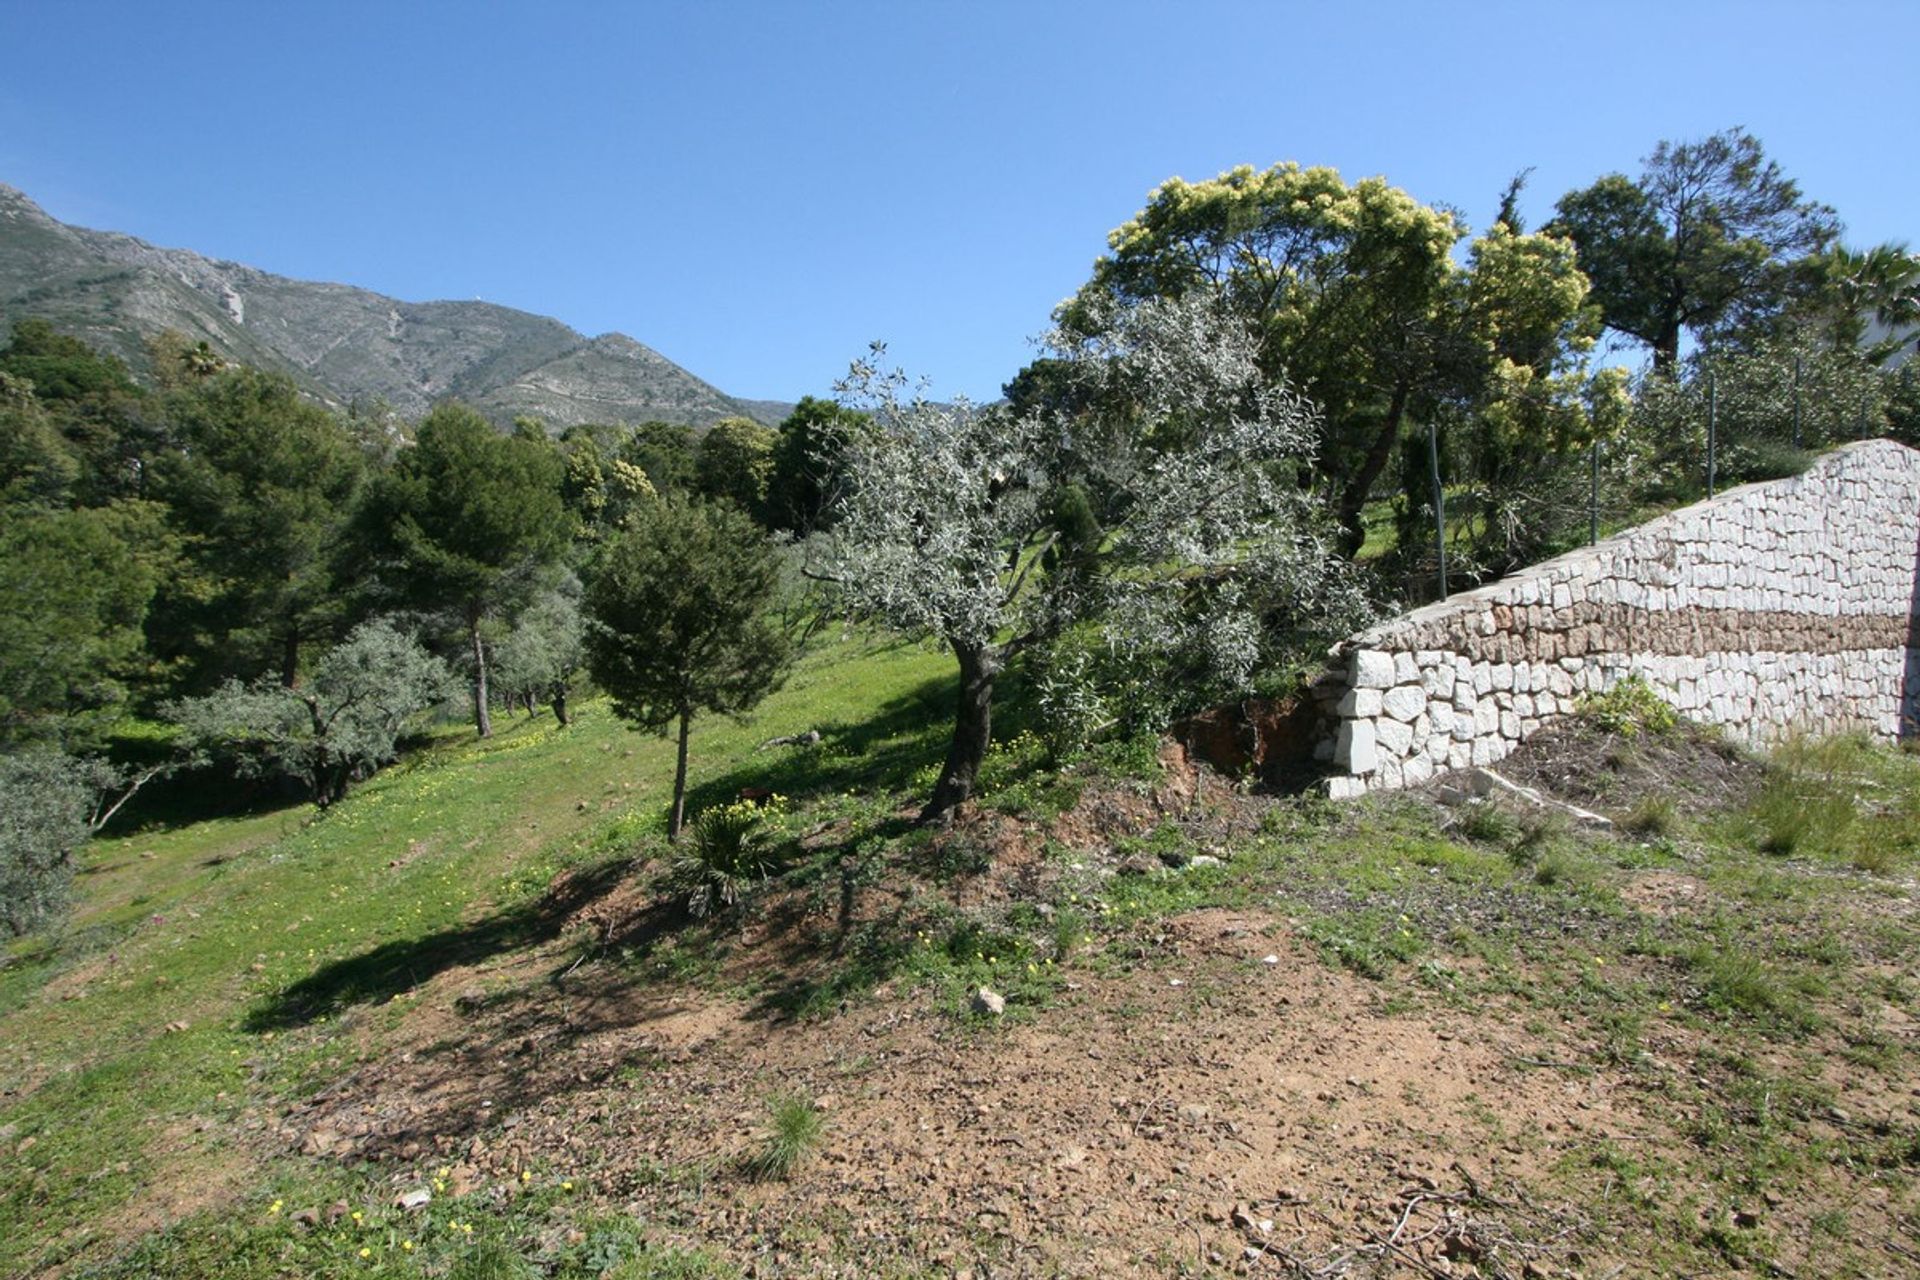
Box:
[1335,379,1412,556]
[920,639,997,825]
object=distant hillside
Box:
[0,183,793,429]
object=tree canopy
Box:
[1550,127,1839,371]
[825,295,1369,821]
[153,366,365,689]
[583,497,792,840]
[766,396,870,535]
[0,502,169,749]
[1063,163,1627,561]
[695,416,778,517]
[357,401,570,736]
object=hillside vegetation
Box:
[5,125,1920,1279]
[3,634,1919,1278]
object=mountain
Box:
[0,183,792,429]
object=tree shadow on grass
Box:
[242,856,636,1032]
[681,671,956,816]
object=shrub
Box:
[1580,676,1677,738]
[0,750,93,937]
[1453,800,1518,845]
[670,799,784,917]
[1748,735,1863,859]
[1031,637,1109,764]
[1621,795,1679,837]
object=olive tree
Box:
[0,750,167,937]
[823,294,1368,824]
[493,580,587,726]
[168,619,456,808]
[0,751,93,937]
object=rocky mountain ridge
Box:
[0,183,790,428]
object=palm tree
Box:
[1819,242,1920,360]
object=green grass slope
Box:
[3,631,1919,1279]
[0,634,953,1277]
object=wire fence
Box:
[1390,357,1916,606]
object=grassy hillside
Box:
[3,634,1918,1279]
[0,634,952,1277]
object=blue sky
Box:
[1,0,1914,404]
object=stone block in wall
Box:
[1353,650,1395,689]
[1336,719,1378,773]
[1382,685,1426,722]
[1376,717,1414,756]
[1429,702,1456,736]
[1338,687,1383,717]
[1326,776,1368,800]
[1394,652,1420,685]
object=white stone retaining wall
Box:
[1319,440,1920,798]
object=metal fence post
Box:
[1791,355,1803,449]
[1428,418,1447,600]
[1706,370,1717,497]
[1589,436,1600,545]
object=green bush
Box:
[1030,637,1109,763]
[670,799,785,918]
[1749,735,1863,859]
[0,750,94,936]
[1620,795,1679,837]
[1579,676,1677,738]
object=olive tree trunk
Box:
[920,639,997,825]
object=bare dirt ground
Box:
[280,912,1612,1278]
[258,737,1920,1279]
